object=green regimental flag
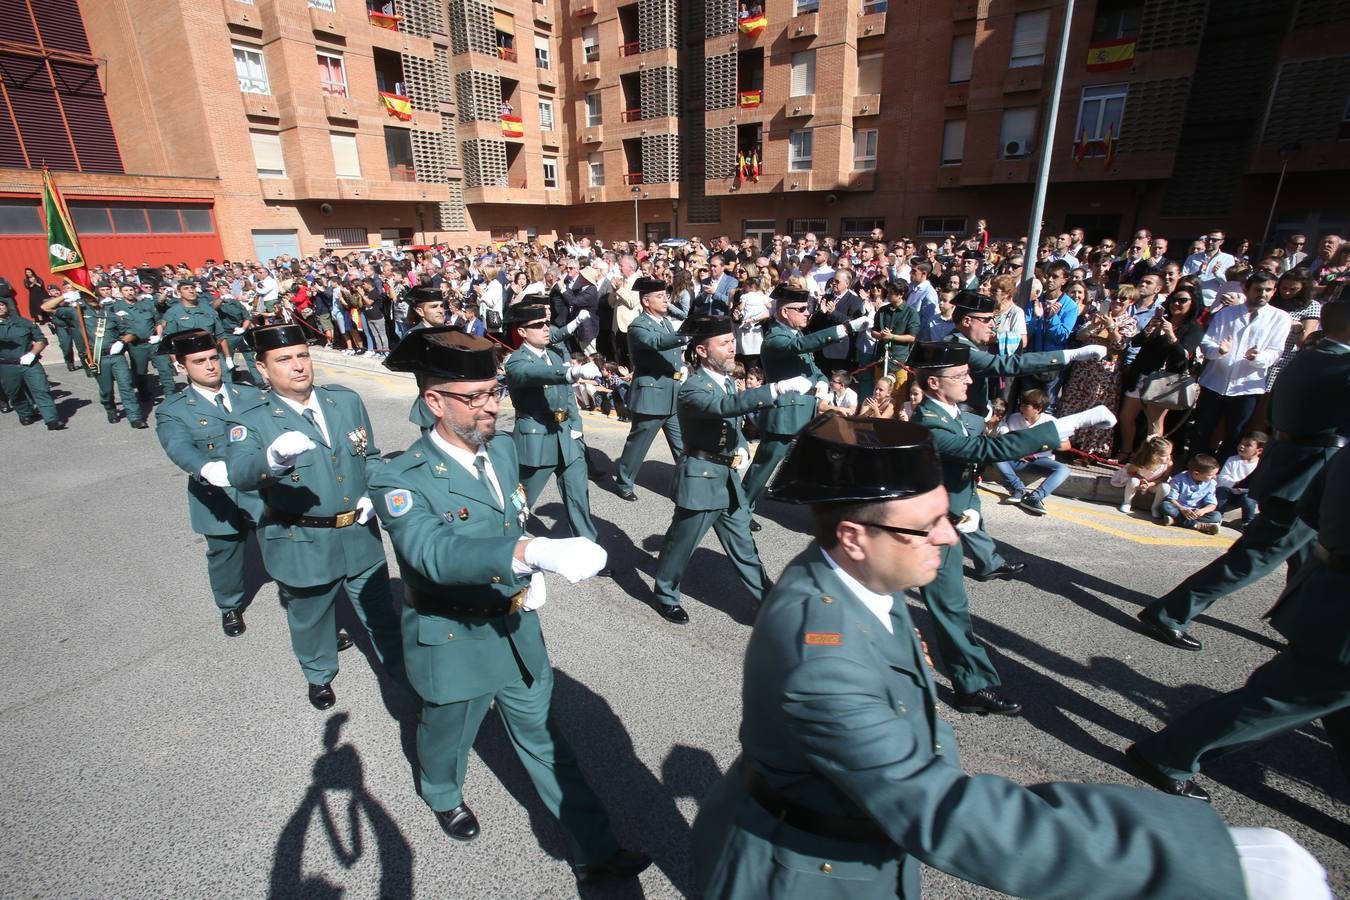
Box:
[42,168,94,295]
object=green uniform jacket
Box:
[691,547,1245,900]
[215,296,252,332]
[504,342,584,468]
[625,312,687,417]
[946,332,1065,415]
[370,433,545,706]
[154,384,266,535]
[1248,338,1350,505]
[915,396,1060,509]
[0,315,44,362]
[758,321,845,436]
[224,385,385,587]
[52,305,127,360]
[112,298,158,342]
[672,368,775,511]
[159,301,224,340]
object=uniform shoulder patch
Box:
[228,425,248,442]
[804,632,842,646]
[384,489,413,517]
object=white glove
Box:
[355,496,375,525]
[678,365,688,381]
[147,335,161,345]
[524,536,608,583]
[772,376,814,396]
[266,430,317,471]
[63,296,81,306]
[1063,344,1108,363]
[565,316,583,334]
[198,461,230,488]
[107,340,124,356]
[223,356,235,371]
[579,361,602,379]
[232,326,247,335]
[567,365,586,382]
[99,298,115,307]
[1053,404,1116,441]
[574,309,591,323]
[814,380,830,398]
[952,509,980,533]
[115,309,128,317]
[848,314,872,332]
[18,352,35,366]
[1229,827,1331,900]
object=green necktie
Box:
[474,454,502,507]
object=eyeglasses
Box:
[428,386,504,408]
[935,371,973,381]
[967,315,994,323]
[1205,236,1223,242]
[862,521,939,539]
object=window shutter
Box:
[790,51,816,96]
[949,34,973,83]
[942,120,965,164]
[1010,11,1049,66]
[251,131,285,176]
[493,10,515,32]
[331,133,361,178]
[857,51,883,95]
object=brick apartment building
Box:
[0,0,1346,277]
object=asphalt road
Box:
[2,352,1345,899]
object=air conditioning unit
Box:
[1004,140,1028,159]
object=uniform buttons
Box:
[820,864,832,874]
[343,496,350,504]
[337,475,344,483]
[934,742,943,753]
[821,595,833,604]
[447,633,454,640]
[898,702,907,714]
[491,576,501,584]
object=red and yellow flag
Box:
[738,14,767,36]
[739,90,762,108]
[1103,124,1116,168]
[41,169,94,296]
[1086,37,1135,72]
[368,11,402,30]
[379,91,413,121]
[501,114,524,137]
[1073,128,1088,165]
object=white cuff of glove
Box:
[223,356,234,370]
[835,324,849,339]
[567,365,584,383]
[198,461,231,488]
[848,314,872,332]
[355,496,374,525]
[521,571,548,611]
[575,309,591,323]
[565,317,582,334]
[1053,404,1116,441]
[1064,344,1108,363]
[1230,827,1331,900]
[523,536,608,583]
[107,341,124,356]
[772,376,813,397]
[232,326,247,335]
[147,335,161,345]
[18,352,35,366]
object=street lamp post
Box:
[1261,142,1301,257]
[631,186,642,245]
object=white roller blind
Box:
[790,50,816,96]
[493,10,515,32]
[250,130,285,177]
[331,132,361,178]
[857,51,883,95]
[941,120,965,164]
[1010,10,1049,68]
[949,34,973,83]
[999,108,1036,155]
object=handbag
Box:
[486,308,503,331]
[1138,370,1199,410]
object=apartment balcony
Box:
[738,90,764,110]
[623,172,645,185]
[620,107,643,122]
[323,93,357,122]
[464,179,529,205]
[706,170,781,197]
[951,0,978,20]
[367,6,402,31]
[241,92,280,120]
[501,114,525,141]
[579,60,602,81]
[852,93,881,118]
[619,41,641,57]
[841,170,875,191]
[533,3,553,25]
[944,82,969,108]
[784,96,815,118]
[496,46,518,63]
[858,9,886,38]
[537,66,557,89]
[574,4,596,16]
[580,125,604,143]
[388,165,416,182]
[783,170,815,191]
[788,12,819,39]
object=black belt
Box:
[689,448,737,467]
[406,587,527,618]
[266,506,359,528]
[1274,431,1349,449]
[744,769,888,843]
[1313,542,1350,574]
[0,359,23,365]
[637,370,683,381]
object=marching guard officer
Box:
[370,329,651,886]
[157,280,231,396]
[153,328,266,635]
[690,414,1325,900]
[224,324,404,709]
[911,341,1115,715]
[612,276,688,501]
[1138,300,1350,651]
[211,289,262,385]
[114,281,165,407]
[741,284,871,527]
[0,293,64,429]
[650,314,812,624]
[42,288,148,429]
[407,286,467,432]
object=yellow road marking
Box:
[979,484,1233,547]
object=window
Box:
[1091,0,1141,41]
[790,50,816,96]
[1009,10,1050,68]
[112,207,148,232]
[63,204,209,234]
[324,227,367,248]
[794,0,819,13]
[841,217,884,238]
[70,206,113,234]
[331,132,361,178]
[543,157,558,188]
[949,33,973,83]
[538,98,555,131]
[743,218,776,248]
[853,128,878,170]
[233,44,269,94]
[999,107,1036,157]
[1076,84,1126,145]
[788,218,827,237]
[857,51,883,96]
[788,129,813,170]
[250,130,286,177]
[534,35,551,69]
[308,0,335,8]
[183,208,214,233]
[918,216,967,236]
[585,91,602,127]
[588,151,605,187]
[582,26,599,63]
[384,126,414,173]
[941,120,965,165]
[148,208,186,233]
[0,200,42,235]
[317,52,347,97]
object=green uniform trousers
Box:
[961,521,1005,578]
[653,500,769,609]
[741,433,793,511]
[225,334,262,385]
[156,354,182,396]
[614,412,684,493]
[126,343,169,402]
[1135,649,1350,782]
[204,532,249,613]
[0,362,59,423]
[416,658,619,865]
[52,322,76,366]
[92,355,144,422]
[919,541,1001,694]
[520,456,598,542]
[276,559,404,686]
[1147,504,1315,630]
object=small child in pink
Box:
[1111,436,1174,514]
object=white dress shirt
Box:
[1198,304,1292,397]
[1182,251,1236,307]
[276,391,330,444]
[820,548,894,634]
[191,383,231,413]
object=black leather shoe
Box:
[1136,609,1202,651]
[221,609,245,637]
[616,488,638,502]
[308,681,336,710]
[1125,745,1210,802]
[46,419,67,431]
[18,414,39,426]
[336,629,354,651]
[953,688,1022,716]
[749,518,762,533]
[658,604,690,624]
[129,419,149,430]
[573,848,652,885]
[0,403,11,413]
[105,409,119,424]
[435,803,480,841]
[974,562,1025,582]
[66,362,79,372]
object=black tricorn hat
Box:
[408,286,445,305]
[768,413,943,505]
[384,326,497,380]
[908,341,970,370]
[682,314,735,343]
[247,323,307,353]
[959,249,984,261]
[770,284,810,305]
[506,302,550,326]
[632,276,668,296]
[159,327,217,357]
[951,290,996,315]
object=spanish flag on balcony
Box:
[1086,37,1135,71]
[1102,124,1116,168]
[501,114,525,137]
[739,90,762,108]
[379,91,414,121]
[738,14,767,36]
[368,11,402,30]
[749,147,760,182]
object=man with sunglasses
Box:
[1183,230,1236,308]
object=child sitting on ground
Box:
[983,397,1008,436]
[1111,436,1174,514]
[994,389,1069,516]
[1216,431,1264,527]
[593,360,630,420]
[1157,453,1222,534]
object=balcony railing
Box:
[620,107,643,122]
[623,172,644,185]
[583,46,600,63]
[389,165,416,182]
[738,90,763,108]
[619,40,640,56]
[496,46,517,62]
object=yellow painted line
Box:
[977,484,1233,547]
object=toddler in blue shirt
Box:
[1157,453,1222,534]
